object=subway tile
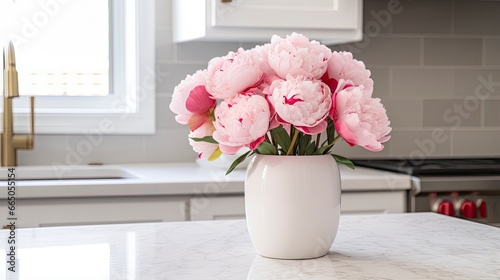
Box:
[241,42,270,50]
[28,0,500,165]
[392,69,455,97]
[452,129,500,156]
[65,135,146,165]
[156,95,184,129]
[453,69,500,96]
[144,128,197,163]
[176,42,241,62]
[389,129,451,158]
[485,100,500,126]
[156,63,208,93]
[454,1,500,36]
[156,28,174,61]
[337,38,421,66]
[382,99,423,127]
[485,39,500,66]
[330,137,392,159]
[362,0,395,35]
[392,0,452,34]
[370,67,390,96]
[18,135,69,166]
[424,38,482,66]
[422,99,481,127]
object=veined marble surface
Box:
[1,213,499,280]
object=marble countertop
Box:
[1,213,498,279]
[1,162,411,199]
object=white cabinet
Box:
[0,197,188,228]
[341,191,406,215]
[173,0,363,44]
[188,191,406,221]
[190,196,245,220]
[1,192,405,227]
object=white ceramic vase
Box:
[245,154,341,260]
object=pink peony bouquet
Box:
[170,33,391,174]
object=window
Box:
[5,0,110,97]
[0,0,155,134]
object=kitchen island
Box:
[1,213,498,279]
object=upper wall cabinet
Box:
[172,0,363,45]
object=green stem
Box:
[315,134,321,150]
[331,135,342,145]
[287,129,300,155]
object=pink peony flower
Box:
[213,94,271,155]
[205,48,264,99]
[169,70,215,131]
[268,33,331,80]
[270,75,331,134]
[248,43,281,85]
[169,33,390,172]
[188,122,220,160]
[169,70,207,124]
[330,85,391,152]
[325,51,373,93]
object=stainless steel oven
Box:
[352,158,500,227]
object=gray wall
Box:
[18,0,500,166]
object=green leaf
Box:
[305,141,316,155]
[314,143,334,155]
[256,141,278,155]
[225,150,253,175]
[298,133,311,155]
[320,139,328,147]
[270,126,291,154]
[326,118,335,144]
[332,154,355,170]
[190,136,218,144]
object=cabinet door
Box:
[341,191,406,215]
[190,196,245,220]
[173,0,362,44]
[0,197,188,228]
[188,192,405,220]
[212,0,360,29]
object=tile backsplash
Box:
[18,0,500,166]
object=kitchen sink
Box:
[0,166,137,181]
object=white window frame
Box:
[0,0,155,135]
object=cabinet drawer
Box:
[341,191,406,215]
[190,196,245,221]
[188,191,406,221]
[0,197,188,228]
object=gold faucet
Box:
[1,42,35,167]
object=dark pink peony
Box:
[169,70,215,131]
